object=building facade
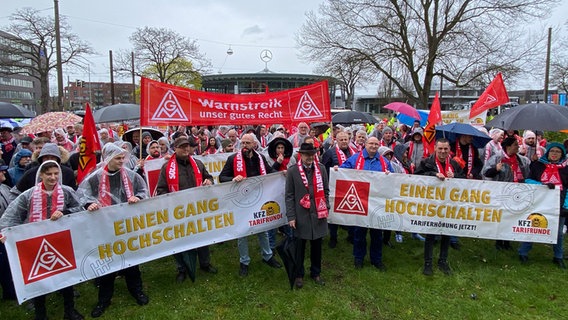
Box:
[64,81,136,109]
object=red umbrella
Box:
[383,102,421,120]
[21,112,83,135]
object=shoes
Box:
[519,255,529,264]
[412,233,426,241]
[134,291,149,306]
[263,256,282,268]
[294,277,303,289]
[372,261,387,272]
[423,263,433,276]
[311,275,325,286]
[63,308,84,320]
[354,260,363,269]
[395,234,403,243]
[438,261,452,275]
[450,242,461,250]
[553,258,566,269]
[239,263,249,277]
[176,271,187,283]
[200,264,218,274]
[328,238,337,249]
[90,303,110,318]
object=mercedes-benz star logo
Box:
[260,49,273,62]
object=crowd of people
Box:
[0,117,566,319]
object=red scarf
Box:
[261,135,267,148]
[166,153,202,192]
[297,160,328,219]
[355,151,388,171]
[99,166,133,207]
[454,142,474,177]
[29,182,64,222]
[272,157,290,171]
[2,137,15,153]
[541,163,564,190]
[234,150,266,177]
[408,140,429,160]
[380,139,396,149]
[435,157,453,177]
[145,154,162,160]
[502,153,523,182]
[335,146,351,166]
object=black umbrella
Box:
[0,102,36,118]
[486,103,568,131]
[93,104,140,123]
[122,127,164,145]
[175,250,197,282]
[276,235,299,290]
[332,110,377,124]
[435,123,491,149]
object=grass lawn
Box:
[2,229,567,319]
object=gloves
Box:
[546,183,556,190]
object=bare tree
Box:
[0,8,94,114]
[116,27,211,87]
[297,0,558,109]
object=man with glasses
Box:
[219,134,282,276]
[289,122,310,148]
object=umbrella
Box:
[332,111,378,124]
[94,104,140,123]
[435,122,491,148]
[397,110,429,127]
[121,127,164,145]
[383,102,421,119]
[0,102,36,118]
[275,235,299,290]
[486,103,568,131]
[174,250,197,282]
[21,112,82,135]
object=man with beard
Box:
[380,127,398,150]
[321,131,356,248]
[156,137,217,283]
[520,130,545,162]
[415,138,465,276]
[219,134,282,276]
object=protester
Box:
[286,143,330,288]
[220,139,235,153]
[157,136,173,157]
[0,162,16,301]
[518,143,568,268]
[321,131,355,248]
[0,161,84,320]
[219,133,282,276]
[202,137,220,155]
[7,149,32,186]
[520,130,545,162]
[0,125,17,165]
[339,137,393,270]
[405,128,429,173]
[78,143,150,318]
[17,143,77,192]
[156,137,218,283]
[484,128,504,162]
[288,122,310,148]
[415,138,464,275]
[54,128,75,151]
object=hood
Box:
[267,137,293,159]
[393,144,408,162]
[13,149,32,167]
[539,142,567,164]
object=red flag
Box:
[469,72,509,118]
[77,103,101,184]
[423,92,442,154]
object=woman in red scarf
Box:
[519,142,568,268]
[202,137,220,155]
[0,161,83,320]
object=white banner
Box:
[330,169,559,243]
[194,153,232,183]
[441,109,486,126]
[4,172,286,303]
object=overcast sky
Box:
[2,0,567,93]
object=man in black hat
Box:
[219,133,282,276]
[155,137,218,283]
[286,143,329,288]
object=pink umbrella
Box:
[383,102,421,120]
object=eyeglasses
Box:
[549,149,563,154]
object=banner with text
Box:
[140,77,331,126]
[330,169,559,243]
[4,173,287,303]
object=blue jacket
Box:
[340,149,393,172]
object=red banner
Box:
[77,103,101,184]
[424,92,442,154]
[140,77,331,126]
[469,72,509,118]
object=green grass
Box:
[2,229,568,319]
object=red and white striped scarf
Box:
[165,153,202,192]
[234,150,266,177]
[297,160,328,219]
[99,166,133,207]
[29,182,64,222]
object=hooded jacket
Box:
[7,149,32,186]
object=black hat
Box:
[174,137,198,148]
[20,136,33,144]
[297,143,318,155]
